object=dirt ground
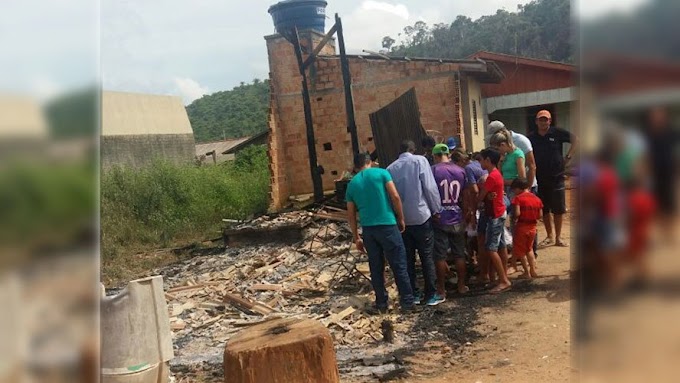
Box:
[399,221,573,383]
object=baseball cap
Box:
[446,137,457,150]
[432,143,449,155]
[487,120,506,135]
[536,110,552,119]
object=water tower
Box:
[268,0,328,43]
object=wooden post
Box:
[292,27,324,202]
[335,14,360,156]
[223,317,340,383]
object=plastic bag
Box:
[503,226,513,246]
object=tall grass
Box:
[101,145,270,282]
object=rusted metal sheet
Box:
[479,61,574,98]
[369,88,427,167]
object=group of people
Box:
[346,110,577,313]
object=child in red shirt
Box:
[478,148,511,293]
[511,178,543,279]
[627,178,656,282]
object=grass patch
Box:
[101,145,270,285]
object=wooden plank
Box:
[265,295,283,308]
[313,213,347,222]
[280,270,312,283]
[223,293,275,316]
[193,315,223,329]
[171,322,186,331]
[167,284,205,293]
[302,23,339,69]
[172,302,195,316]
[322,306,356,327]
[249,284,284,292]
[316,272,334,285]
[253,261,283,276]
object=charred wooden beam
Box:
[336,14,360,155]
[302,23,339,70]
[292,27,324,202]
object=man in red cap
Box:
[528,110,578,248]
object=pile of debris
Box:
[156,207,425,381]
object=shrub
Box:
[101,145,270,280]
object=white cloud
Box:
[361,1,410,20]
[343,2,414,53]
[173,77,209,104]
[29,76,62,103]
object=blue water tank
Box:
[268,0,328,40]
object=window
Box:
[472,100,479,135]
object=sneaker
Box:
[413,291,424,305]
[426,293,446,306]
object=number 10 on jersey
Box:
[439,179,461,204]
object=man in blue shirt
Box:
[387,140,443,306]
[346,152,416,314]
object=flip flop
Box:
[490,285,511,294]
[538,238,554,248]
[458,286,470,294]
[555,240,569,247]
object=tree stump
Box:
[223,317,340,383]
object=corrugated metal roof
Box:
[468,51,576,72]
[222,130,268,154]
[317,55,504,83]
[195,137,251,157]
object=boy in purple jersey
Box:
[431,144,469,297]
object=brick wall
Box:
[266,31,465,209]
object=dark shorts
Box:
[433,224,466,261]
[477,211,489,236]
[538,183,567,215]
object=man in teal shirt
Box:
[346,152,416,313]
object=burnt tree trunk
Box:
[223,317,339,383]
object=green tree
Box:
[383,0,573,63]
[186,79,270,142]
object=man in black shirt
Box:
[422,136,436,166]
[645,106,679,244]
[528,110,578,248]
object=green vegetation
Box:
[0,161,95,257]
[186,79,270,143]
[381,0,572,63]
[45,86,98,139]
[101,145,270,284]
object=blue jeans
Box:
[362,225,415,308]
[485,215,507,252]
[402,219,437,300]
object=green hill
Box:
[186,79,270,143]
[381,0,572,63]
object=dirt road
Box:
[403,223,573,383]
